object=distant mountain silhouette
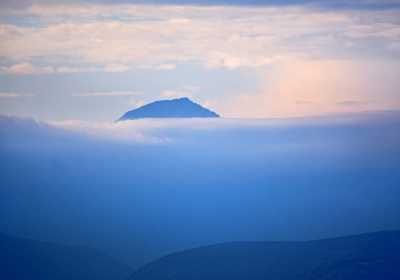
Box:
[117,97,219,120]
[129,231,400,280]
[0,233,131,280]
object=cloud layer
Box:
[1,4,400,71]
[1,112,400,267]
[0,2,399,119]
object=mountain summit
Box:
[117,97,219,121]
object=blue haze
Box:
[0,111,400,268]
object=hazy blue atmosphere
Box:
[1,111,400,269]
[1,0,400,279]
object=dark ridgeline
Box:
[117,97,219,121]
[0,233,131,280]
[1,230,399,280]
[129,231,400,280]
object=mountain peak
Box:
[175,97,191,101]
[117,97,220,121]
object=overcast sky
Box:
[0,0,400,121]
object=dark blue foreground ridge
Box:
[117,97,219,120]
[129,231,400,280]
[0,233,131,280]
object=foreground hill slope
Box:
[0,233,131,280]
[118,97,219,120]
[130,231,400,280]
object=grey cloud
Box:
[2,0,400,9]
[336,100,369,107]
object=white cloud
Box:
[47,110,400,146]
[0,92,34,98]
[160,85,199,99]
[0,63,131,75]
[0,92,20,98]
[103,64,131,73]
[160,90,190,99]
[0,62,54,75]
[1,3,399,118]
[156,63,176,70]
[219,58,400,118]
[56,66,100,73]
[1,4,399,71]
[128,98,146,108]
[73,91,141,97]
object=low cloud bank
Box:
[47,110,400,143]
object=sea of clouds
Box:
[1,111,400,268]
